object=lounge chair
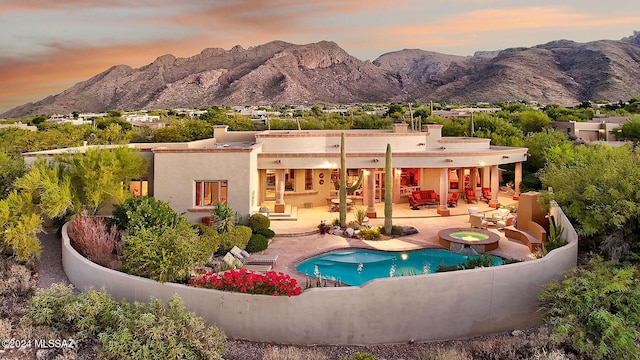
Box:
[447,193,459,207]
[465,188,478,204]
[470,214,488,229]
[243,264,273,273]
[481,187,491,203]
[230,246,279,265]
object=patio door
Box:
[375,171,385,202]
[265,170,276,201]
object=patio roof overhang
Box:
[257,147,528,169]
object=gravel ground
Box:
[36,229,551,360]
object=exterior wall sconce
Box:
[440,146,446,150]
[333,144,340,147]
[502,155,509,159]
[418,143,426,146]
[275,160,281,163]
[445,159,454,163]
[373,159,379,162]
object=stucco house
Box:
[23,123,528,223]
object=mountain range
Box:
[3,31,640,118]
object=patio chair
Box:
[481,187,491,203]
[230,246,279,265]
[496,215,515,230]
[468,206,479,221]
[465,188,478,204]
[470,214,489,229]
[492,208,511,221]
[447,193,459,207]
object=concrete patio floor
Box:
[263,192,536,284]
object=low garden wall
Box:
[61,203,577,345]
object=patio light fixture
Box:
[372,159,379,162]
[275,159,281,163]
[445,159,454,163]
[502,155,509,159]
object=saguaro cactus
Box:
[339,132,348,227]
[384,143,393,234]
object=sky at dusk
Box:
[1,0,639,114]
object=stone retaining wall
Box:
[62,203,577,345]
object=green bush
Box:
[378,225,402,236]
[193,223,221,255]
[217,225,252,254]
[248,213,270,232]
[122,221,215,283]
[437,256,497,273]
[357,227,380,240]
[246,233,268,253]
[23,285,227,359]
[256,228,276,239]
[112,197,182,236]
[539,256,640,359]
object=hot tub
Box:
[438,228,500,253]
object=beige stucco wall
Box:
[62,202,577,345]
[152,148,259,223]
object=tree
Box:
[0,150,26,198]
[1,161,73,262]
[616,116,640,144]
[56,147,148,214]
[539,257,640,359]
[517,110,551,134]
[539,143,640,245]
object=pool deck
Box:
[262,193,536,284]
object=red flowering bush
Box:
[188,269,302,297]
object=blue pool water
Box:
[296,249,504,286]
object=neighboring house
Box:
[122,114,161,122]
[551,117,628,142]
[23,124,528,223]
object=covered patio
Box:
[265,191,535,284]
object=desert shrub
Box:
[0,255,36,319]
[122,221,215,283]
[417,347,472,360]
[193,223,221,255]
[23,285,226,359]
[217,225,252,254]
[342,352,377,360]
[256,228,276,239]
[539,256,640,359]
[263,346,329,360]
[358,227,380,240]
[112,196,182,235]
[211,201,236,233]
[68,210,121,268]
[246,233,268,253]
[248,213,270,232]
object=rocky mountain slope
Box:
[3,32,640,118]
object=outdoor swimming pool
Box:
[296,248,504,286]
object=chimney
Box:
[392,123,408,133]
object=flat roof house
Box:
[24,124,528,223]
